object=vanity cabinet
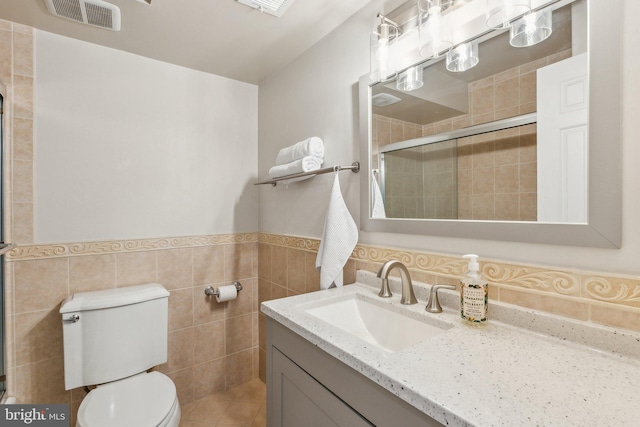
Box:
[266,318,442,427]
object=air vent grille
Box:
[45,0,121,31]
[236,0,296,17]
[50,0,83,23]
[85,2,113,28]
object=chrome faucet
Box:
[376,260,418,305]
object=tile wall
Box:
[5,235,260,423]
[257,233,640,381]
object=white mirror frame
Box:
[359,0,621,248]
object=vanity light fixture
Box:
[417,0,453,58]
[446,41,479,72]
[486,0,531,29]
[370,14,401,82]
[509,8,553,47]
[397,66,424,91]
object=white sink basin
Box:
[299,292,451,353]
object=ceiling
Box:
[0,0,373,84]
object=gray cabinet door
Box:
[272,348,373,427]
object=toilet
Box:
[60,283,181,427]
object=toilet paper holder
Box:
[204,281,243,297]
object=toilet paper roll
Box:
[216,284,238,303]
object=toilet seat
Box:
[77,372,179,427]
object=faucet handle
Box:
[425,284,457,313]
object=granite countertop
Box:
[261,271,640,427]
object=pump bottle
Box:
[460,254,488,324]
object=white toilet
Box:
[60,283,181,427]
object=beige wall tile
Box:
[14,258,68,314]
[271,283,287,300]
[193,246,224,286]
[226,277,254,318]
[15,357,70,404]
[14,309,63,367]
[472,168,495,195]
[0,29,11,84]
[519,162,537,193]
[166,368,195,406]
[225,314,253,354]
[495,165,519,193]
[158,248,193,290]
[304,251,320,292]
[12,159,33,203]
[168,287,194,331]
[286,248,305,294]
[194,285,225,325]
[225,349,254,389]
[519,193,537,221]
[69,254,116,294]
[500,288,589,321]
[13,75,33,118]
[193,358,226,400]
[13,117,33,160]
[257,243,271,281]
[162,328,194,373]
[471,84,494,116]
[494,77,519,110]
[495,193,520,221]
[590,305,640,332]
[225,243,254,281]
[257,278,271,305]
[13,203,33,243]
[471,194,495,220]
[116,251,156,287]
[194,320,225,364]
[13,31,33,77]
[270,245,287,287]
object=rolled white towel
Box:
[276,137,324,165]
[268,156,323,179]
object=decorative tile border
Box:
[259,233,640,309]
[6,233,258,261]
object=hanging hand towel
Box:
[315,173,359,289]
[276,137,325,165]
[371,170,387,219]
[268,156,323,179]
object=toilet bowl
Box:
[76,372,180,427]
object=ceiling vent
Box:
[236,0,296,17]
[372,93,402,107]
[44,0,121,31]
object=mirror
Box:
[359,0,622,247]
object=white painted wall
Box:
[35,31,258,243]
[258,0,640,276]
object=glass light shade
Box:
[446,42,479,72]
[418,8,453,58]
[370,23,398,82]
[486,0,531,29]
[510,9,553,47]
[397,66,424,91]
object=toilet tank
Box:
[60,283,170,390]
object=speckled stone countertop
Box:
[261,271,640,427]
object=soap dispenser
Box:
[460,254,488,324]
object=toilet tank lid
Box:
[60,283,169,313]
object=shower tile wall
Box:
[6,236,260,423]
[373,49,572,221]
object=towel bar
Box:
[254,162,360,186]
